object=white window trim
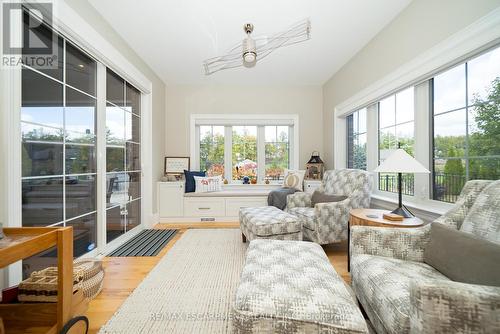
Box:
[1,1,155,285]
[333,8,500,215]
[190,114,299,183]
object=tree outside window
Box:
[198,123,293,183]
[199,126,225,176]
[347,108,367,170]
[265,126,289,180]
[433,46,500,203]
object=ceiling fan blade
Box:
[204,52,249,75]
[203,18,311,75]
[256,19,311,53]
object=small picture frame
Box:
[164,157,190,175]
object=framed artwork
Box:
[164,157,190,174]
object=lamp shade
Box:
[374,149,430,174]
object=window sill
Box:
[371,193,454,222]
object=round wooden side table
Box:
[348,208,425,271]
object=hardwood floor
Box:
[85,223,349,333]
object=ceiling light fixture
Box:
[242,23,256,66]
[203,19,311,75]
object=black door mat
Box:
[107,229,178,257]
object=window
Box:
[432,46,500,203]
[106,69,141,243]
[232,126,257,180]
[378,87,415,195]
[336,41,500,208]
[199,126,225,176]
[21,14,97,277]
[346,108,367,170]
[265,126,290,181]
[194,117,296,183]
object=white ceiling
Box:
[88,0,411,85]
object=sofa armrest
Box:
[286,192,312,210]
[350,225,431,262]
[312,199,352,243]
[314,198,351,219]
[410,280,500,333]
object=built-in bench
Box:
[157,180,322,222]
[158,182,275,222]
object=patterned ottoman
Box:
[239,206,302,242]
[233,239,369,333]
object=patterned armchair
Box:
[287,169,372,245]
[350,180,500,334]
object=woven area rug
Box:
[99,229,247,334]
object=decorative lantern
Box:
[306,151,324,180]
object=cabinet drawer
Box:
[225,197,268,217]
[184,198,225,217]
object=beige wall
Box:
[322,0,500,168]
[165,85,323,167]
[64,0,166,212]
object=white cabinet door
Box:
[158,182,184,217]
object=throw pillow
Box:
[424,223,500,286]
[283,169,306,191]
[184,170,206,193]
[193,175,223,193]
[311,190,347,206]
[459,179,500,244]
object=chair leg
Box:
[242,233,247,243]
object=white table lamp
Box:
[374,148,430,218]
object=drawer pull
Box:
[198,207,211,210]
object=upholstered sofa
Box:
[350,180,500,334]
[287,169,372,245]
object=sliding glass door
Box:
[19,10,142,277]
[105,69,141,243]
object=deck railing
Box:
[378,174,415,196]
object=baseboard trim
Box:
[151,212,160,227]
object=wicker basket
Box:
[18,258,104,302]
[72,258,104,300]
[18,271,82,303]
[82,269,104,300]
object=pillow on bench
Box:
[193,175,223,193]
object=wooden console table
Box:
[0,227,88,333]
[348,209,425,271]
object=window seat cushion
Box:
[184,190,270,198]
